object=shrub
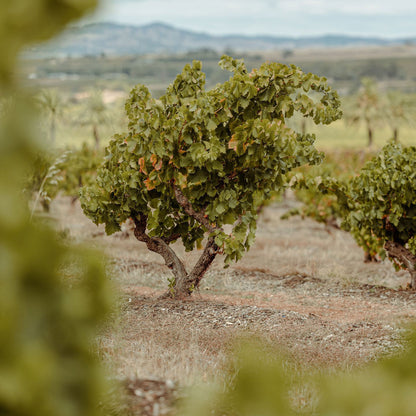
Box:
[293,143,416,285]
[283,150,377,261]
[182,329,416,416]
[26,144,103,214]
[0,0,116,414]
[343,143,416,287]
[81,56,341,297]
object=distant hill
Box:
[25,22,415,58]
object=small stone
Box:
[134,389,144,397]
[165,379,175,389]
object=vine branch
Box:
[384,240,416,288]
[173,185,220,233]
[132,212,188,280]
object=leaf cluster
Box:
[290,143,416,265]
[81,56,342,265]
[58,144,104,198]
[283,150,372,226]
[343,143,416,263]
[26,144,103,211]
[182,328,416,416]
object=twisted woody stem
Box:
[384,240,416,289]
[131,187,220,297]
[132,212,187,284]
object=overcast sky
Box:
[84,0,416,38]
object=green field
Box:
[20,45,416,93]
[47,101,415,151]
[311,120,415,150]
[21,46,416,151]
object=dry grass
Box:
[49,196,416,413]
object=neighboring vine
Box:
[291,143,416,287]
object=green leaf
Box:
[216,203,226,214]
[105,221,121,235]
[207,119,217,131]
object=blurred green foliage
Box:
[76,89,111,149]
[182,343,294,416]
[36,88,66,142]
[26,150,70,213]
[283,149,374,230]
[0,1,116,415]
[182,330,416,416]
[25,144,104,212]
[318,334,416,416]
[59,144,104,199]
[384,90,416,142]
[343,78,384,147]
[343,79,416,147]
[0,229,112,415]
[289,142,416,281]
[0,0,98,84]
[341,143,416,284]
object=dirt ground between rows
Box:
[51,196,416,415]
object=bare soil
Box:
[50,197,416,415]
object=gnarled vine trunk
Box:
[384,240,416,289]
[132,214,219,298]
[172,237,219,297]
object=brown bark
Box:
[93,124,100,150]
[367,126,373,148]
[301,118,306,136]
[132,213,187,285]
[173,185,217,233]
[132,208,219,298]
[325,217,341,231]
[188,236,219,287]
[384,240,416,289]
[393,127,399,143]
[173,236,219,296]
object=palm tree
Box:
[384,91,415,142]
[78,89,109,149]
[36,89,65,143]
[344,78,384,148]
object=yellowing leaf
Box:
[138,157,147,174]
[154,159,163,171]
[150,154,158,165]
[228,135,238,151]
[144,178,155,190]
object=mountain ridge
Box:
[26,22,415,58]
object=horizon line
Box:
[72,20,416,41]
